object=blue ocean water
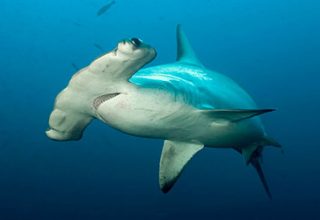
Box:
[1,0,320,219]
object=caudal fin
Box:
[240,136,281,200]
[250,154,272,199]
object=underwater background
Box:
[1,0,319,219]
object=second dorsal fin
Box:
[176,25,203,67]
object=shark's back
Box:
[130,24,257,111]
[130,62,257,111]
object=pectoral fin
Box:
[201,109,275,122]
[159,140,204,193]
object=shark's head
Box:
[46,38,156,141]
[89,38,156,80]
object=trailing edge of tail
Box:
[241,136,281,199]
[249,146,273,199]
[250,155,272,199]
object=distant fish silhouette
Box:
[97,0,116,17]
[94,43,104,52]
[72,21,83,27]
[71,63,80,71]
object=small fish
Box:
[72,21,83,27]
[96,0,116,17]
[71,63,79,71]
[94,43,104,51]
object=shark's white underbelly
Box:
[96,86,265,148]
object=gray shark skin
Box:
[46,26,280,199]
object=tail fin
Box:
[240,135,281,199]
[249,149,272,199]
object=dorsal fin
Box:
[176,25,203,67]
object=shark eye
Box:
[131,38,142,47]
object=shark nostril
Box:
[131,38,142,47]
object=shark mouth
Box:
[93,93,120,109]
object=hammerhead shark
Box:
[46,25,280,198]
